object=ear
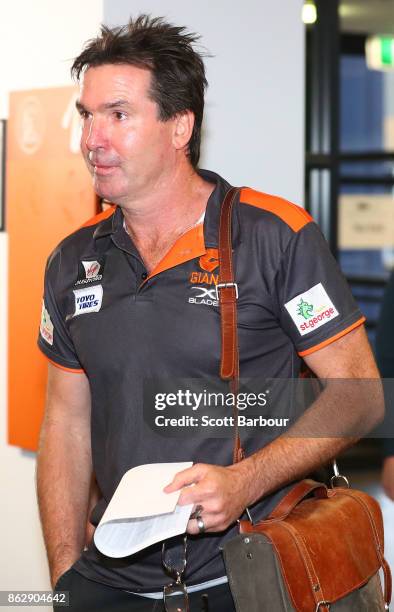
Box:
[172,110,195,152]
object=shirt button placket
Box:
[137,270,148,293]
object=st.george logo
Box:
[285,283,339,335]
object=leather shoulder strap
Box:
[218,187,240,381]
[218,187,244,463]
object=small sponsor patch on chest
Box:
[73,285,103,316]
[82,260,101,278]
[75,257,105,286]
[285,283,339,335]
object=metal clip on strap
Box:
[215,282,239,301]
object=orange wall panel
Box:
[7,87,97,451]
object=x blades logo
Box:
[188,287,219,306]
[188,286,218,307]
[191,287,217,300]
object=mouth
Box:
[92,164,118,176]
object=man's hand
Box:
[164,461,255,533]
[382,457,394,501]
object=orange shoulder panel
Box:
[240,187,313,232]
[81,205,116,228]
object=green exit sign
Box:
[366,36,394,70]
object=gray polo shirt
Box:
[38,170,364,591]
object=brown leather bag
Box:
[217,188,392,611]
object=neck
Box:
[121,165,213,244]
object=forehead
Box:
[79,63,153,106]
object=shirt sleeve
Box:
[274,221,365,356]
[37,250,83,371]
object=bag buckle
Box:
[315,602,331,611]
[216,282,239,301]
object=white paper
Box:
[94,462,193,558]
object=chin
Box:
[93,181,120,203]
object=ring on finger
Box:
[197,517,206,534]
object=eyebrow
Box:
[75,99,131,112]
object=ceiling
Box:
[340,0,394,35]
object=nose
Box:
[84,116,107,152]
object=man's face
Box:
[77,64,177,204]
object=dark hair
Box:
[71,15,207,167]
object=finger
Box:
[163,464,206,493]
[177,482,206,506]
[189,504,204,519]
[186,513,227,535]
[177,476,223,506]
[186,514,210,535]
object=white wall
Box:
[0,1,103,606]
[104,0,305,205]
[0,0,304,606]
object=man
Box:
[36,15,383,612]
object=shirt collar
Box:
[198,169,241,249]
[92,169,241,253]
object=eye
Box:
[113,111,127,121]
[78,109,91,120]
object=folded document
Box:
[94,462,193,558]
